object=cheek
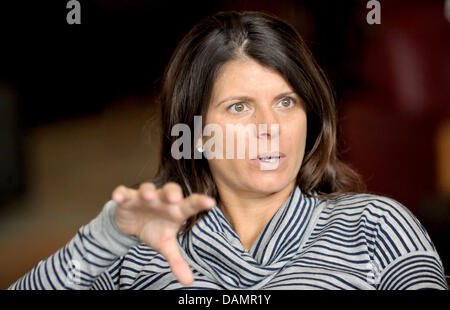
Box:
[282,114,307,147]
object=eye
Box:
[228,102,249,113]
[277,97,296,108]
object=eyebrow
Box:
[215,91,297,106]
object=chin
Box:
[247,175,291,194]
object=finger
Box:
[180,194,216,219]
[159,182,184,204]
[138,182,158,202]
[112,185,136,204]
[159,239,194,286]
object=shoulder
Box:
[319,192,437,253]
[322,192,420,223]
[322,194,448,290]
[323,192,412,215]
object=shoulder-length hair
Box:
[143,11,365,233]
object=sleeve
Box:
[90,258,124,290]
[8,200,140,290]
[368,196,448,290]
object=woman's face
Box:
[203,58,307,196]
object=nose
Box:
[255,106,280,140]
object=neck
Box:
[217,180,296,250]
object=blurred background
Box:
[0,0,449,289]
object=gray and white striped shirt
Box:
[9,186,448,290]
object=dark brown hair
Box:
[146,11,365,233]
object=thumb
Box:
[159,239,194,286]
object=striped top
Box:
[9,186,448,290]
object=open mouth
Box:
[250,153,286,170]
[257,155,281,162]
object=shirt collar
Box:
[179,185,318,289]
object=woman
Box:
[10,11,447,290]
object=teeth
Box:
[259,156,280,162]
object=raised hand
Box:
[111,182,216,286]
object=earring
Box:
[196,146,204,153]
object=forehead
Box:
[211,59,292,99]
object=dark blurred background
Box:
[0,0,449,288]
